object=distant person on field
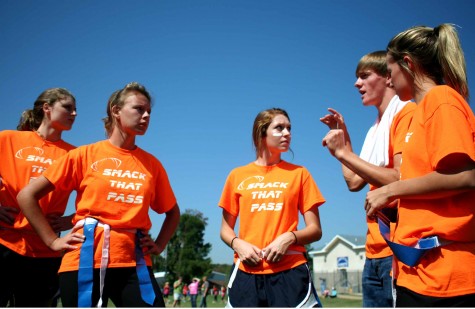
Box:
[189,277,200,307]
[173,276,183,307]
[199,276,209,307]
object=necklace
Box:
[35,130,61,142]
[36,130,46,140]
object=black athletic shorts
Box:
[226,262,321,307]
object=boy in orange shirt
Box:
[321,51,415,307]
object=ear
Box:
[385,74,393,88]
[42,102,51,115]
[403,55,414,71]
[111,104,120,119]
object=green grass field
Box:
[165,294,363,308]
[58,294,362,307]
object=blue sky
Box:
[1,0,474,265]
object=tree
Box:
[165,209,212,282]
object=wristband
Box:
[230,236,238,249]
[290,231,298,244]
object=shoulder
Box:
[422,85,469,117]
[134,147,162,166]
[0,130,31,139]
[394,101,417,119]
[226,162,254,176]
[425,85,464,105]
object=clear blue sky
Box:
[1,0,474,265]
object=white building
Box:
[309,234,365,294]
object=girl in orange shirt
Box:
[0,88,77,306]
[219,108,325,307]
[18,82,180,307]
[365,24,475,306]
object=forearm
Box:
[385,169,475,201]
[295,207,322,245]
[339,150,399,189]
[220,209,238,248]
[154,204,180,253]
[293,224,321,246]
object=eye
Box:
[62,104,75,112]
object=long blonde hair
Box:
[387,23,469,101]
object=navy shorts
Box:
[226,263,321,307]
[0,244,61,307]
[396,285,475,307]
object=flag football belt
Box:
[75,217,155,307]
[377,211,451,267]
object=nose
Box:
[354,77,362,89]
[282,128,291,136]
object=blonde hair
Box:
[355,50,388,77]
[387,24,469,101]
[102,82,152,137]
[17,88,75,131]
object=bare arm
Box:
[144,203,180,255]
[262,205,322,263]
[17,175,84,250]
[321,108,399,191]
[220,209,262,266]
[365,162,475,217]
[333,141,401,189]
[47,213,75,233]
[321,108,366,190]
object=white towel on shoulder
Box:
[360,95,409,167]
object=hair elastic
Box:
[230,236,238,250]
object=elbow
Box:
[16,189,28,211]
[468,172,475,189]
[347,182,364,192]
[309,227,322,243]
[345,177,366,192]
[315,229,323,242]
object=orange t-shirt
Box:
[42,140,177,272]
[0,130,75,257]
[219,161,325,274]
[365,102,416,258]
[396,86,475,297]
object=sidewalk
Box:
[336,293,363,300]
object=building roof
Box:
[208,271,227,287]
[308,234,365,256]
